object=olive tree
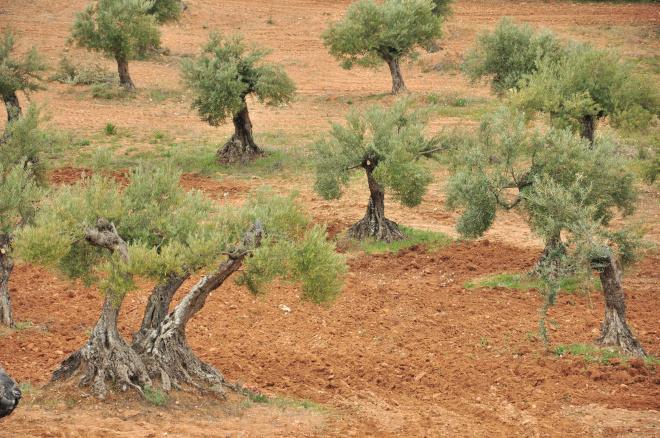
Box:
[0,107,50,327]
[323,0,443,94]
[17,166,345,397]
[182,33,296,164]
[446,108,645,356]
[72,0,160,90]
[462,18,564,96]
[514,43,659,144]
[314,101,439,242]
[446,107,636,269]
[525,176,647,357]
[0,32,46,123]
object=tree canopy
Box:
[446,107,636,241]
[322,0,443,94]
[513,43,659,143]
[462,18,564,96]
[0,32,46,122]
[72,0,161,90]
[182,33,295,127]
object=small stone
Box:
[278,304,291,313]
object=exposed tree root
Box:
[52,297,151,399]
[217,138,263,164]
[347,212,405,243]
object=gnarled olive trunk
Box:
[384,56,407,95]
[348,163,405,243]
[217,103,263,164]
[133,274,189,345]
[115,55,135,91]
[595,255,645,357]
[135,224,262,392]
[53,293,151,398]
[0,234,14,328]
[51,219,150,398]
[580,115,596,146]
[2,92,21,123]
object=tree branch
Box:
[344,163,363,171]
[416,146,445,158]
[494,192,522,210]
[170,220,264,329]
[84,218,128,261]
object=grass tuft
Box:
[464,273,600,293]
[554,343,659,366]
[143,386,168,406]
[357,226,452,254]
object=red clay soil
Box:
[1,239,658,436]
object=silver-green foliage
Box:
[322,0,443,69]
[446,107,637,242]
[0,32,46,101]
[16,168,345,303]
[181,33,296,127]
[314,100,435,207]
[462,18,564,95]
[0,106,53,235]
[147,0,182,23]
[72,0,161,62]
[514,43,659,132]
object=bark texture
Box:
[116,56,136,91]
[2,92,21,123]
[0,234,14,328]
[580,114,596,145]
[51,219,151,398]
[595,255,645,357]
[347,161,405,243]
[133,274,189,344]
[135,223,263,392]
[217,104,263,164]
[384,56,407,95]
[0,365,21,418]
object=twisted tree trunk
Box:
[2,92,21,123]
[595,255,645,357]
[0,234,14,328]
[348,161,405,243]
[217,103,263,164]
[115,55,135,91]
[384,56,407,95]
[133,274,189,345]
[51,219,150,398]
[135,223,263,392]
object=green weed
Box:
[358,226,452,254]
